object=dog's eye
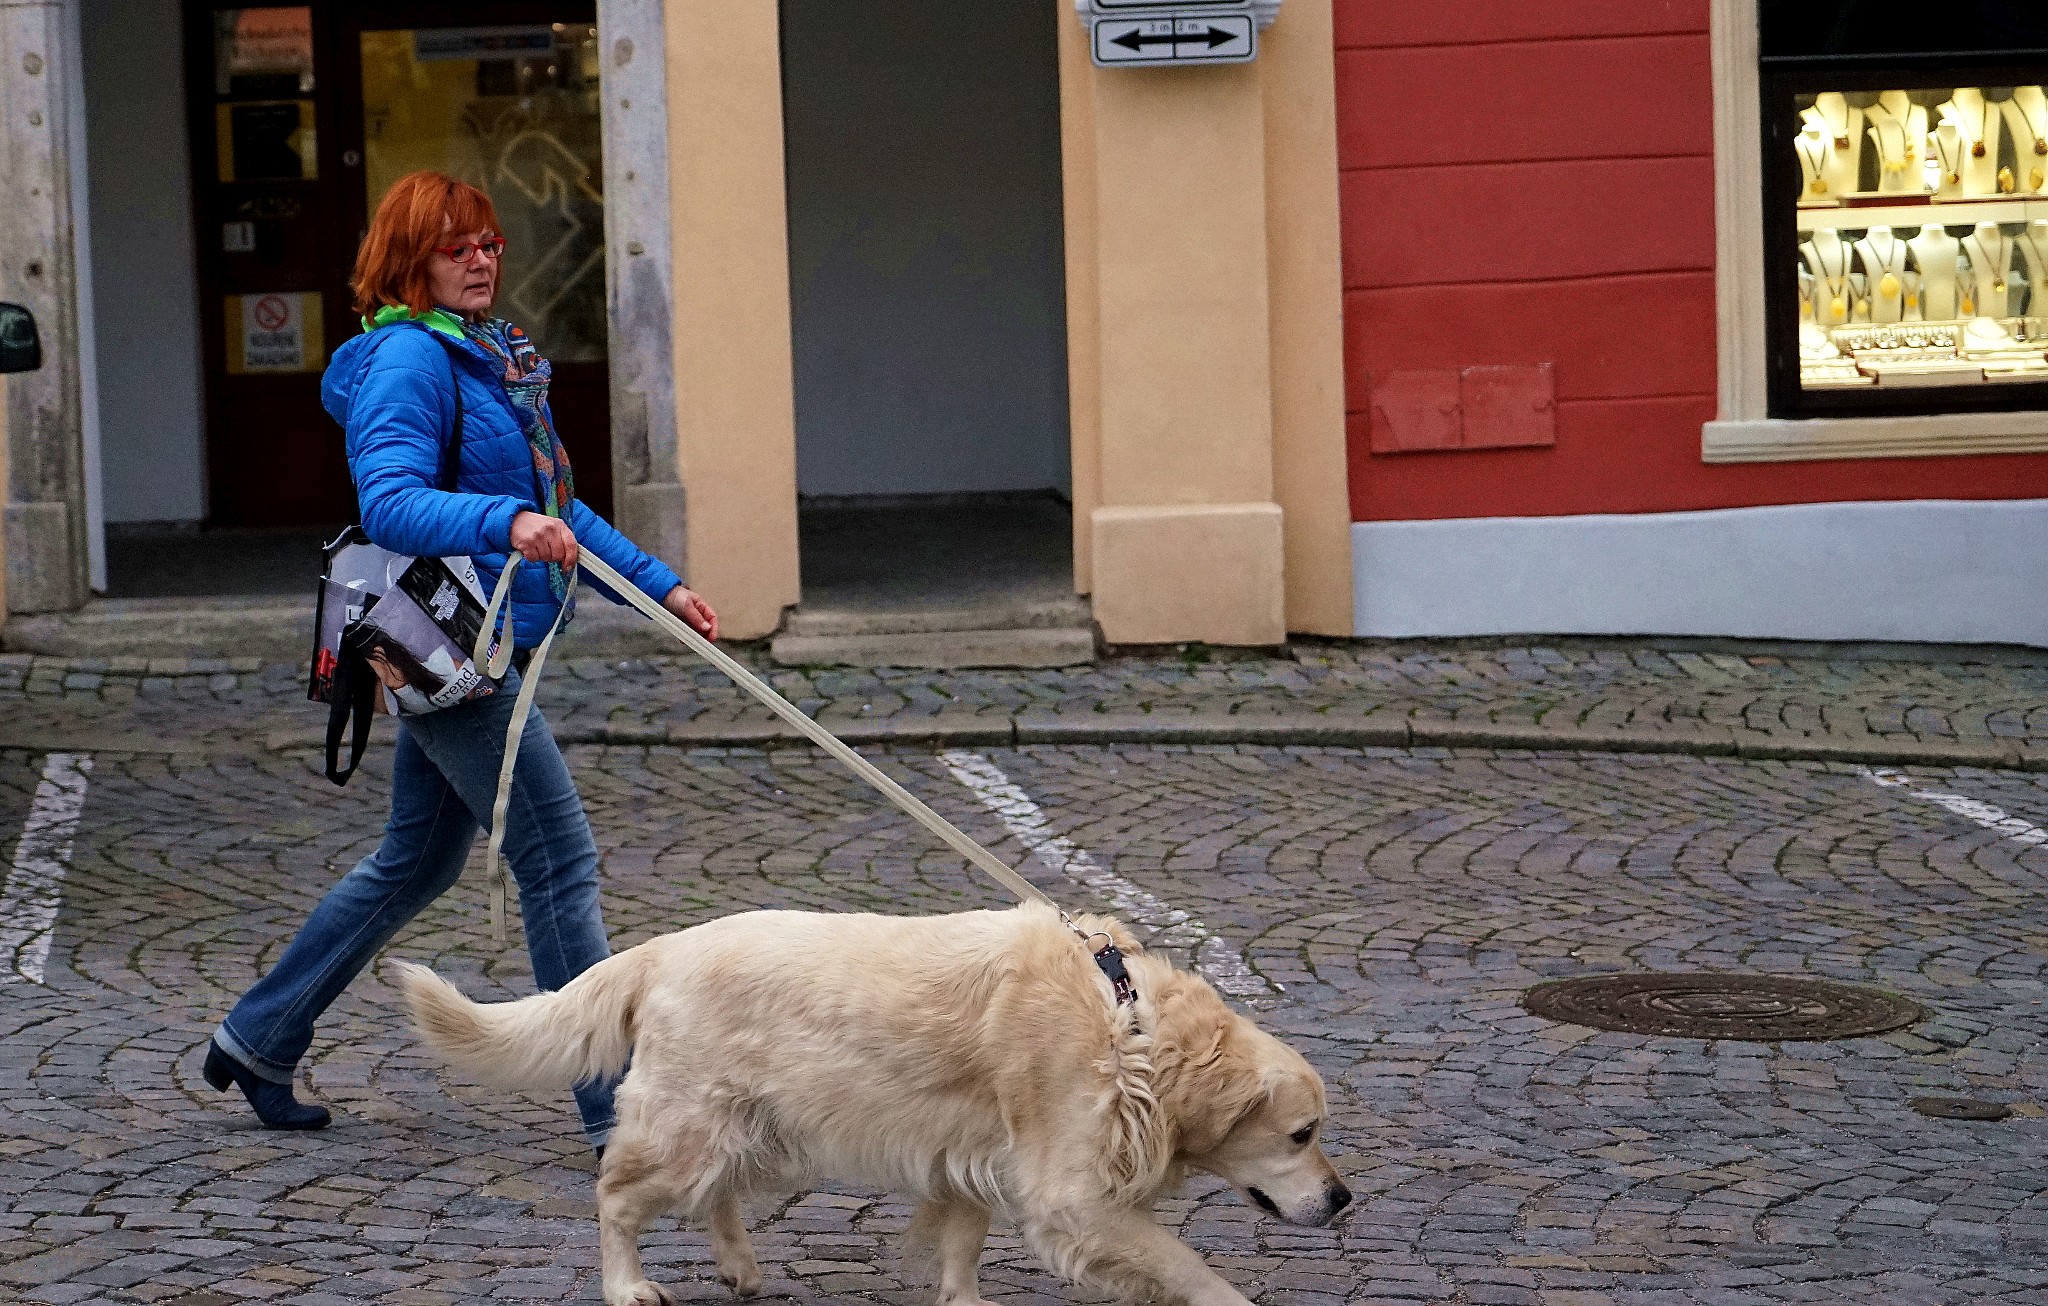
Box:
[1290,1124,1316,1146]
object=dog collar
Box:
[1089,938,1137,1007]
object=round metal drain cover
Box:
[1522,973,1924,1041]
[1910,1096,2012,1121]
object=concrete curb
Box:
[210,710,2048,772]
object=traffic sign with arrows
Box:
[1090,12,1255,66]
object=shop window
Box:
[1762,8,2048,418]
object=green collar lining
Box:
[364,304,466,340]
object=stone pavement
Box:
[2,637,2047,1303]
[0,635,2045,769]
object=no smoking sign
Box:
[252,294,291,333]
[230,291,322,374]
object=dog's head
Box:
[1151,975,1352,1227]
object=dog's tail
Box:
[391,947,652,1088]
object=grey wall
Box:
[781,0,1070,498]
[81,0,206,524]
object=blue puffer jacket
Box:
[322,317,682,647]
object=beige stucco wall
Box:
[662,1,1351,646]
[1055,13,1102,594]
[665,0,800,640]
[1259,0,1353,637]
[1057,2,1350,644]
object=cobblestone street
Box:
[3,645,2048,1303]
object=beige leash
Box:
[471,550,1058,945]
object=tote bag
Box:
[307,339,511,783]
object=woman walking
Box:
[204,171,715,1152]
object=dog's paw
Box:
[717,1264,763,1297]
[604,1279,679,1306]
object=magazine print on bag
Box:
[310,527,501,717]
[346,556,499,715]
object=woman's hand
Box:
[509,511,578,569]
[662,585,718,640]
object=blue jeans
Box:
[214,673,616,1146]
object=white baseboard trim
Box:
[1352,499,2048,646]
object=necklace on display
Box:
[1815,97,1853,151]
[2026,229,2048,290]
[1934,128,1965,185]
[2019,93,2048,154]
[1807,240,1852,322]
[1976,228,2010,292]
[1865,232,1904,302]
[1796,133,1831,193]
[2018,93,2048,188]
[1869,112,1916,177]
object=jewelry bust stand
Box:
[1908,223,1963,320]
[1802,92,1865,195]
[2020,219,2048,318]
[2005,86,2048,192]
[1800,228,1856,325]
[1929,122,1967,198]
[1938,88,2004,196]
[1865,90,1928,193]
[1963,221,2015,319]
[1795,124,1834,201]
[1855,227,1910,323]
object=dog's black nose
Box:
[1327,1181,1353,1214]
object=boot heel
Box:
[202,1044,233,1092]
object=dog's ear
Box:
[1172,1029,1272,1157]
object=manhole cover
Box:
[1522,973,1924,1041]
[1910,1096,2012,1121]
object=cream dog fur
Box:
[395,903,1350,1306]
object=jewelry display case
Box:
[1761,10,2048,416]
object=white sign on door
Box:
[229,291,323,373]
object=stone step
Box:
[780,596,1092,637]
[0,594,688,664]
[770,625,1097,670]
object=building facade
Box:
[1340,0,2048,645]
[1,1,2042,649]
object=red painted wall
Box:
[1334,1,2048,521]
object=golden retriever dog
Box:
[394,903,1350,1306]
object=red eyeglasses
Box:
[433,236,507,263]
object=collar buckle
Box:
[1087,934,1137,1007]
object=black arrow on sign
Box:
[1111,24,1238,52]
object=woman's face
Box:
[365,647,410,691]
[426,224,500,316]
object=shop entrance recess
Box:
[775,0,1079,660]
[185,3,612,529]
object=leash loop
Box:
[479,552,575,943]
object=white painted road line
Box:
[940,750,1274,999]
[0,753,93,985]
[1863,766,2048,849]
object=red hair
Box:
[351,171,502,317]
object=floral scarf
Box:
[462,318,577,602]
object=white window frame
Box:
[1701,0,2048,463]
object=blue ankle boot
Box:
[202,1043,330,1130]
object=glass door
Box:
[185,3,611,527]
[190,3,356,527]
[348,13,612,516]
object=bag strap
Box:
[322,652,376,785]
[438,338,465,491]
